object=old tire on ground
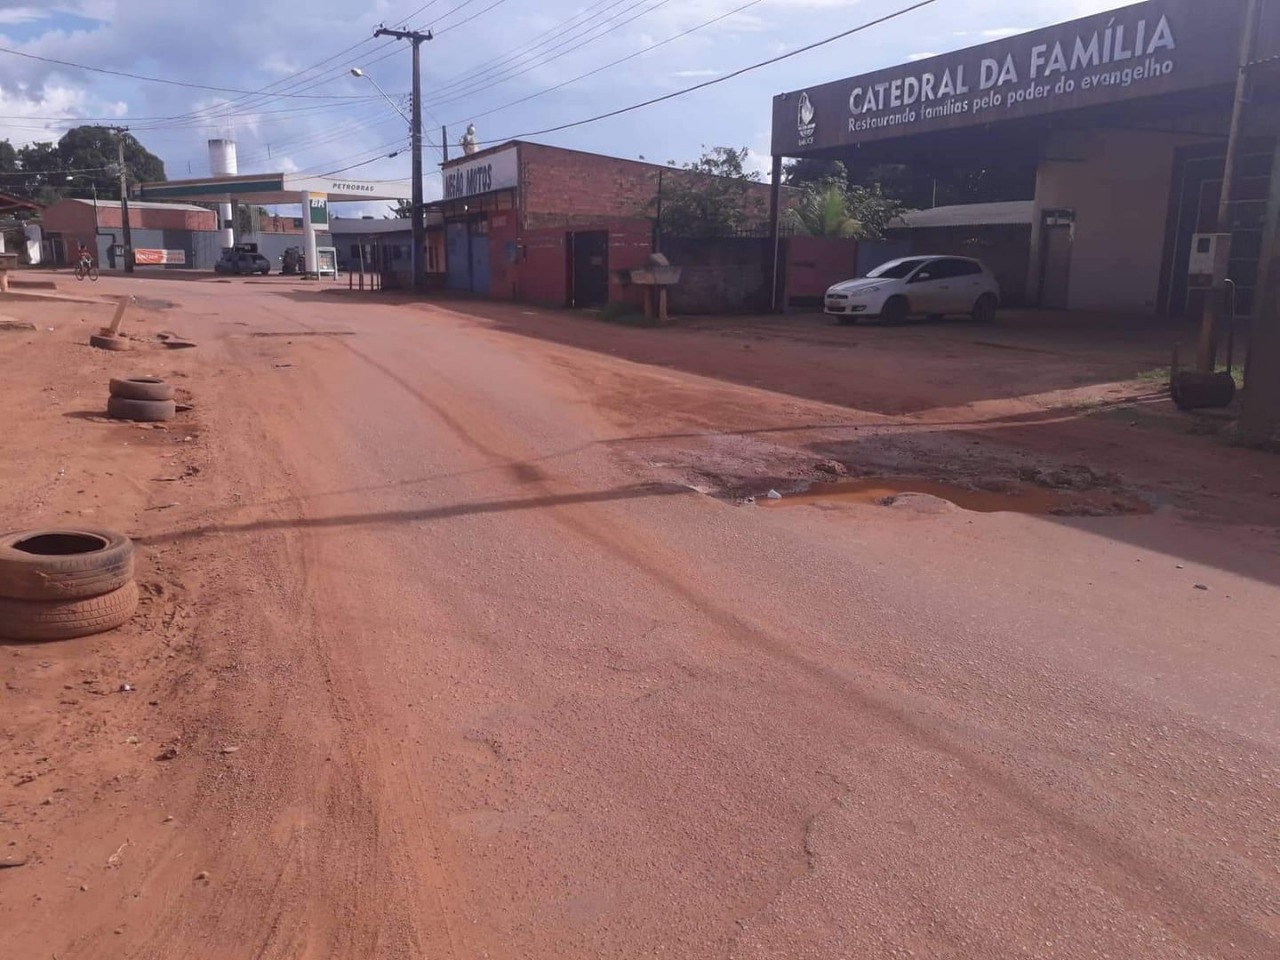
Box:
[109,377,174,402]
[0,528,134,602]
[880,297,909,325]
[0,581,138,642]
[972,293,998,323]
[89,333,130,352]
[107,396,176,422]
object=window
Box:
[867,258,929,280]
[943,258,983,277]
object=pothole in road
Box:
[763,477,1151,516]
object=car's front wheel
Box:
[880,296,909,324]
[972,293,998,323]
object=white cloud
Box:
[672,69,720,78]
[907,52,939,62]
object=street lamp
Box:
[350,68,410,125]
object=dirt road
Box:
[2,278,1277,959]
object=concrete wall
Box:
[662,237,772,315]
[1031,128,1197,313]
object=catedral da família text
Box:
[848,12,1178,133]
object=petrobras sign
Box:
[443,146,518,201]
[772,0,1244,154]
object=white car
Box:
[825,256,1000,324]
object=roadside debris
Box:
[0,856,29,869]
[155,744,180,761]
[0,528,139,641]
[766,489,782,500]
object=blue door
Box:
[469,231,490,295]
[446,222,470,291]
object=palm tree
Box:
[784,181,864,238]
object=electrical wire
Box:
[0,45,376,99]
[450,0,765,123]
[473,0,939,145]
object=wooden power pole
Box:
[373,25,432,292]
[109,126,135,274]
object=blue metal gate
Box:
[446,222,470,291]
[469,231,490,295]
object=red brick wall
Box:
[502,217,653,307]
[44,200,216,233]
[518,143,774,233]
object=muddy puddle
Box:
[765,477,1150,516]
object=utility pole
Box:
[373,24,432,292]
[1194,0,1259,371]
[108,126,135,274]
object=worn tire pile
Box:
[107,376,176,422]
[0,529,138,641]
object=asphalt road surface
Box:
[2,279,1276,959]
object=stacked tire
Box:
[0,529,138,641]
[108,377,176,422]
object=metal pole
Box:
[768,154,783,313]
[1196,0,1261,371]
[113,128,135,273]
[653,167,664,253]
[442,125,449,163]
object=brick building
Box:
[42,198,218,268]
[434,141,775,308]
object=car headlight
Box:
[858,286,880,294]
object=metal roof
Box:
[892,200,1035,230]
[60,197,213,214]
[138,172,412,205]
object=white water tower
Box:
[207,139,238,248]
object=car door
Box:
[945,259,985,312]
[906,259,951,314]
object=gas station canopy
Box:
[137,172,412,205]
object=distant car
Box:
[824,256,1000,324]
[214,251,271,276]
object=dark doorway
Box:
[569,230,609,308]
[1038,216,1073,309]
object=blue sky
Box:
[0,0,1129,204]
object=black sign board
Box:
[772,0,1248,156]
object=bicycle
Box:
[74,255,99,282]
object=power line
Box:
[422,0,661,106]
[474,0,939,145]
[0,45,376,99]
[457,0,766,125]
[433,0,512,35]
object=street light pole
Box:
[372,24,432,292]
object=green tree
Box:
[655,145,766,238]
[784,163,902,240]
[387,199,414,219]
[11,126,166,204]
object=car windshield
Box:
[866,258,931,280]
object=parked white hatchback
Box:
[824,256,1000,324]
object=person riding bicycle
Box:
[76,241,92,267]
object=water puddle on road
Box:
[765,477,1150,516]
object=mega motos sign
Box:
[443,147,518,201]
[772,0,1248,155]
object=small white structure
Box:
[207,139,238,250]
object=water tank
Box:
[208,138,238,177]
[207,140,239,249]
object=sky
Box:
[0,0,1134,208]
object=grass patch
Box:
[597,301,657,327]
[1134,364,1245,387]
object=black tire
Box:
[0,581,138,642]
[89,266,100,282]
[0,528,134,601]
[881,297,909,325]
[89,333,130,352]
[972,294,998,323]
[74,263,86,281]
[110,377,174,402]
[107,396,176,422]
